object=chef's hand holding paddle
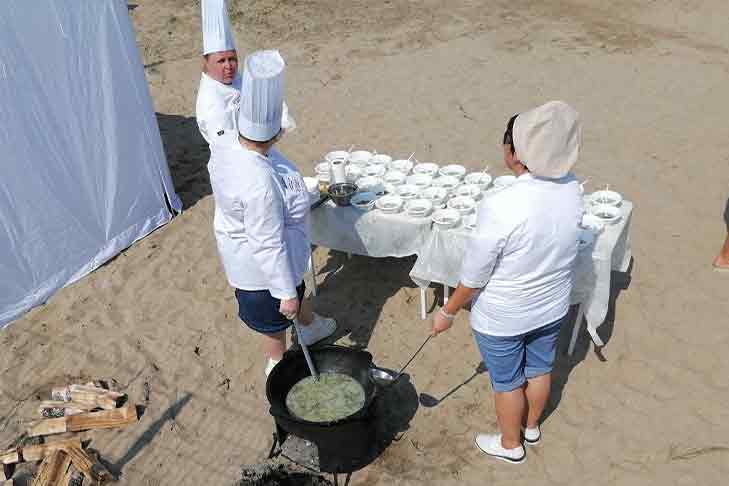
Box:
[432,308,455,336]
[280,297,300,321]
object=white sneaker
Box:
[474,434,526,464]
[297,314,337,346]
[524,425,541,446]
[265,358,280,377]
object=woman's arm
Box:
[432,284,480,335]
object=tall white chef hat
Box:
[202,0,236,55]
[512,100,582,179]
[238,50,285,142]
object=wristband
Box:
[439,308,456,322]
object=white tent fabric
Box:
[0,0,182,328]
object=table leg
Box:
[420,287,427,320]
[309,254,317,296]
[567,304,585,356]
[443,284,449,305]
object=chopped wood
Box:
[59,463,84,486]
[38,402,92,419]
[50,387,72,402]
[62,447,110,483]
[27,403,137,437]
[0,437,81,465]
[31,449,68,486]
[68,385,124,411]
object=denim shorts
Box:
[473,316,565,393]
[235,283,305,335]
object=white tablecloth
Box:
[310,200,432,258]
[409,201,633,331]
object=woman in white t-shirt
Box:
[431,101,583,464]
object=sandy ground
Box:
[3,0,729,484]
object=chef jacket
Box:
[461,173,583,337]
[208,142,311,299]
[196,72,294,146]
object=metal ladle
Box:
[293,319,319,381]
[419,361,487,407]
[369,334,432,386]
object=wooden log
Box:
[0,438,81,465]
[51,384,124,410]
[62,447,111,483]
[38,402,91,419]
[31,449,68,486]
[27,403,137,437]
[59,463,84,486]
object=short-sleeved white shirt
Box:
[460,173,583,336]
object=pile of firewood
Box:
[1,382,139,485]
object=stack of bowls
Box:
[439,164,467,180]
[406,173,433,191]
[390,159,414,174]
[383,170,407,194]
[348,150,373,167]
[464,172,492,191]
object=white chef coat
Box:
[195,72,295,146]
[207,142,311,299]
[460,173,583,337]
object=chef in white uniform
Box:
[195,0,294,146]
[208,50,335,377]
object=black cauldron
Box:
[266,345,380,474]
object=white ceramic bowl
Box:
[390,159,414,174]
[369,154,392,167]
[589,204,621,225]
[439,164,467,179]
[363,164,386,178]
[447,195,477,215]
[464,172,493,190]
[493,175,517,188]
[303,176,319,194]
[413,162,440,177]
[396,184,421,200]
[350,191,378,211]
[406,173,433,189]
[375,194,404,213]
[345,164,362,183]
[580,213,605,233]
[356,176,385,195]
[420,186,449,206]
[431,208,461,229]
[349,150,373,166]
[325,150,350,163]
[432,175,460,192]
[315,161,331,174]
[589,190,623,207]
[405,198,434,218]
[383,170,407,186]
[455,183,483,201]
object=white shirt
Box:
[195,72,295,146]
[207,143,311,299]
[195,72,242,145]
[460,173,583,336]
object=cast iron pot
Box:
[265,345,380,473]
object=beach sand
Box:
[2,1,729,484]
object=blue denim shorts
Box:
[473,316,565,393]
[235,283,305,335]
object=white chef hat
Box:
[513,101,582,179]
[202,0,236,55]
[238,50,285,142]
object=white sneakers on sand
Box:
[524,425,541,446]
[474,434,526,464]
[264,357,280,377]
[297,313,337,346]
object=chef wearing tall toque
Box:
[431,101,583,464]
[207,51,335,378]
[195,0,295,146]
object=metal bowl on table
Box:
[327,182,358,207]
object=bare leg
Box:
[298,297,314,325]
[494,387,526,449]
[261,331,287,361]
[714,233,729,267]
[524,374,551,428]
